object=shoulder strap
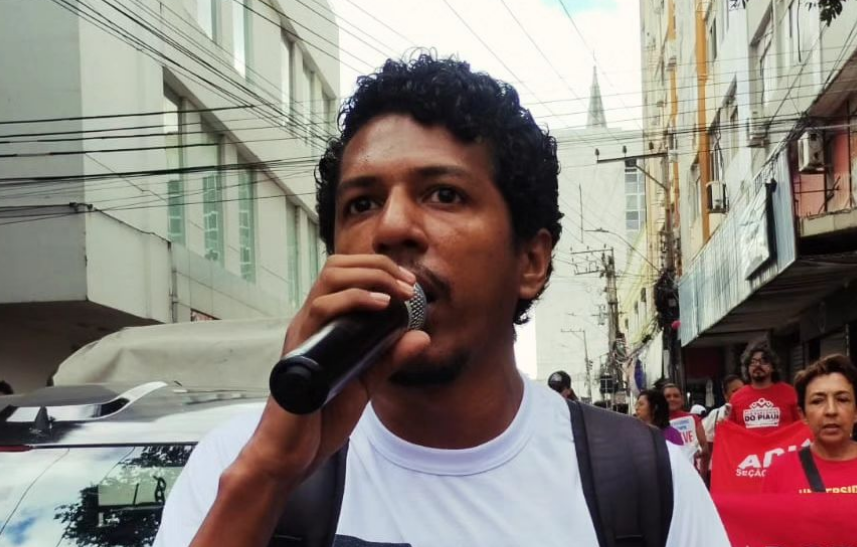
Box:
[798,446,826,493]
[269,443,349,547]
[568,400,673,547]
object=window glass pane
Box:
[233,0,246,77]
[203,170,223,264]
[238,166,255,282]
[286,203,300,308]
[164,92,185,244]
[307,221,319,283]
[197,0,215,40]
[281,37,292,124]
[302,65,312,143]
[0,446,191,547]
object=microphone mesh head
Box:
[405,283,427,330]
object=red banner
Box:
[714,494,857,547]
[710,421,812,493]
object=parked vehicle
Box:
[0,381,266,547]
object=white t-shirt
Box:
[154,378,730,547]
[702,404,730,443]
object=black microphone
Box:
[270,284,427,414]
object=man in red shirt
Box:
[763,354,857,493]
[729,341,800,430]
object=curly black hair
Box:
[316,53,563,325]
[740,339,782,383]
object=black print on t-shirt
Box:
[333,535,411,547]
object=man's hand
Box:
[190,255,430,547]
[243,254,430,483]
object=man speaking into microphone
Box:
[155,54,727,547]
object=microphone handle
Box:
[270,299,410,414]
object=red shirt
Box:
[762,449,857,494]
[728,383,800,430]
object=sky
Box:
[328,0,644,378]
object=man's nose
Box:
[371,188,428,256]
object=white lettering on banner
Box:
[735,440,812,477]
[743,398,781,429]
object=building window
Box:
[281,35,292,125]
[197,0,217,41]
[321,92,333,138]
[307,220,320,283]
[302,63,314,145]
[164,90,185,245]
[708,18,718,63]
[624,160,646,234]
[232,0,251,78]
[757,22,774,107]
[689,161,701,222]
[727,95,738,161]
[238,165,256,282]
[787,0,801,65]
[202,129,223,264]
[286,201,301,308]
[708,115,723,181]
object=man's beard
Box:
[389,350,469,387]
[751,370,769,382]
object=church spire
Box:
[587,66,606,129]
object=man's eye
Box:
[346,197,375,215]
[430,187,463,204]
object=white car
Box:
[0,318,289,547]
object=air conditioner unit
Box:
[747,109,767,148]
[797,131,825,173]
[706,180,727,213]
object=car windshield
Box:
[0,445,192,547]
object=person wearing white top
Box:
[155,54,730,547]
[703,375,745,442]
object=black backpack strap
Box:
[568,400,673,547]
[269,443,349,547]
[798,446,826,493]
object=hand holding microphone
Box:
[270,282,427,414]
[235,256,430,485]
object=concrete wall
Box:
[0,0,339,391]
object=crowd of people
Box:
[550,340,857,495]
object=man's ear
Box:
[518,229,553,301]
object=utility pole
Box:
[595,147,680,389]
[602,248,626,402]
[563,328,592,401]
[567,245,625,404]
[603,249,619,352]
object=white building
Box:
[534,70,644,401]
[0,0,340,393]
[632,0,857,406]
